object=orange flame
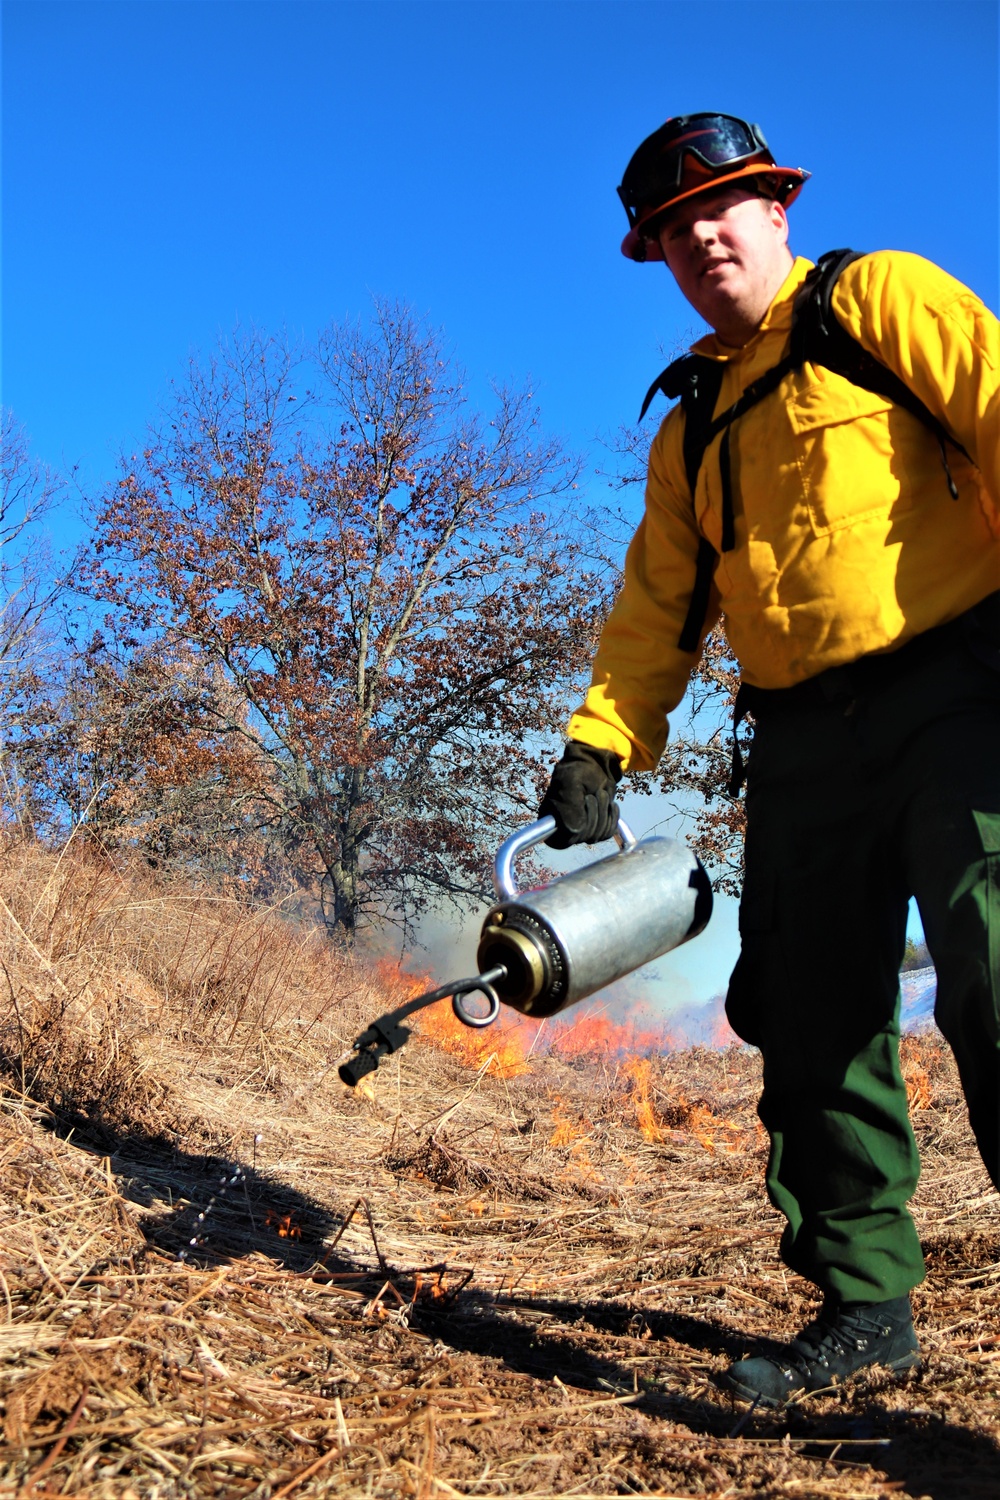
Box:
[548,1006,679,1062]
[623,1056,666,1142]
[265,1209,302,1239]
[370,963,751,1152]
[411,1270,451,1302]
[900,1035,940,1111]
[617,1056,762,1156]
[547,1096,600,1181]
[708,1011,743,1048]
[416,1001,533,1078]
[549,1097,591,1147]
[373,960,534,1078]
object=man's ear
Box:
[768,198,790,246]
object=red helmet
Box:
[618,113,810,262]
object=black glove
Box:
[538,741,623,849]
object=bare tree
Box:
[0,412,66,706]
[0,413,76,828]
[10,631,273,868]
[85,304,613,938]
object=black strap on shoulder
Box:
[678,537,719,653]
[640,353,727,491]
[646,356,728,653]
[678,359,726,499]
[642,248,971,501]
[639,350,704,421]
[794,249,970,492]
[694,351,799,470]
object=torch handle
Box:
[493,815,638,901]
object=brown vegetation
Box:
[1,838,998,1497]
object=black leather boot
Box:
[721,1296,920,1407]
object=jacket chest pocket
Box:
[786,379,906,537]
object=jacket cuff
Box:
[565,711,653,773]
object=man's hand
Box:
[538,742,623,849]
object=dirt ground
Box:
[1,843,999,1498]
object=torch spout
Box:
[338,965,507,1088]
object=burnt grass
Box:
[0,845,998,1496]
[3,1027,1000,1498]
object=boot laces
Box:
[792,1308,891,1369]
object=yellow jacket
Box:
[568,252,1000,771]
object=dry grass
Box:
[1,835,999,1498]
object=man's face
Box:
[655,185,792,345]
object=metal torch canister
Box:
[475,816,712,1018]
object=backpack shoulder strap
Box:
[794,248,970,486]
[638,353,728,655]
[639,352,727,497]
[788,247,862,363]
[639,350,703,417]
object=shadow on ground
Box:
[43,1109,355,1274]
[413,1289,1000,1500]
[38,1109,999,1500]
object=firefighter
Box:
[538,112,1000,1406]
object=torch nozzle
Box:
[338,965,507,1088]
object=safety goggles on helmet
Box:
[618,112,810,263]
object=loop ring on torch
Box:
[452,982,501,1028]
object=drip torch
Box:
[339,815,712,1088]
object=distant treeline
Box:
[902,938,932,971]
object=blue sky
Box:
[3,0,997,1001]
[5,1,997,500]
